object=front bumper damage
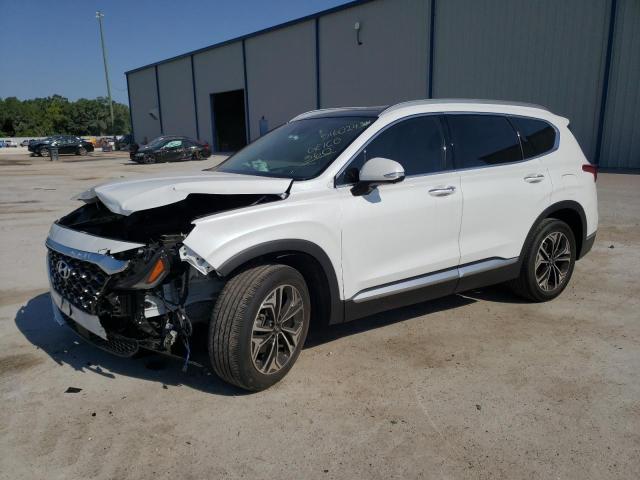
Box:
[46,223,220,364]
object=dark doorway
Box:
[210,90,247,152]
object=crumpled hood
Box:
[77,171,292,216]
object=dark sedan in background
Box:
[130,136,211,164]
[28,135,94,157]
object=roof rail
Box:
[380,98,550,116]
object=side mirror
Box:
[351,157,405,196]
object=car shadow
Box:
[458,284,531,305]
[14,293,243,396]
[305,294,476,348]
[15,289,496,395]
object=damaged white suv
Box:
[46,100,598,391]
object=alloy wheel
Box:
[535,231,571,292]
[250,284,305,375]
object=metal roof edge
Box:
[125,0,377,76]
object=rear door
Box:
[338,115,462,300]
[445,114,551,264]
[57,136,73,154]
[162,139,185,162]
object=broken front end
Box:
[46,193,280,364]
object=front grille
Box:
[48,249,110,314]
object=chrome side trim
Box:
[46,237,129,275]
[351,257,519,303]
[50,288,108,340]
[458,257,519,278]
[352,269,458,304]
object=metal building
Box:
[125,0,640,169]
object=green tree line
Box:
[0,95,130,137]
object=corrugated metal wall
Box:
[319,0,429,107]
[432,0,610,162]
[245,21,317,141]
[192,43,245,146]
[600,0,640,169]
[127,0,639,168]
[157,57,197,139]
[128,67,161,143]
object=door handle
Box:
[428,186,456,197]
[524,174,545,183]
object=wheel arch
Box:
[523,200,588,260]
[216,239,344,326]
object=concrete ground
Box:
[0,150,638,480]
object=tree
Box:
[0,96,130,136]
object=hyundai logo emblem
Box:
[56,260,72,280]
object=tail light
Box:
[582,164,598,182]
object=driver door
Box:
[338,115,462,307]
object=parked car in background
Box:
[45,99,597,391]
[28,135,94,157]
[20,139,33,147]
[130,136,211,163]
[4,140,18,148]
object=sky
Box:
[0,0,351,104]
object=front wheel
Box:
[76,146,87,156]
[141,153,155,164]
[39,147,50,157]
[509,218,576,302]
[209,264,310,391]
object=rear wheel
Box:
[192,150,202,161]
[510,218,576,302]
[209,264,310,391]
[76,146,87,156]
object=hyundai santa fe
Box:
[45,99,598,391]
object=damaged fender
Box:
[182,191,345,297]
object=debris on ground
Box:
[64,387,82,393]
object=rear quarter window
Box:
[446,114,522,168]
[509,116,556,158]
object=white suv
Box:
[46,99,598,391]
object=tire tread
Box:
[209,264,289,390]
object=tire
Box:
[509,218,576,302]
[192,150,201,161]
[77,146,87,156]
[209,264,310,391]
[39,147,50,157]
[141,154,155,164]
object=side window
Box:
[510,116,556,159]
[164,140,182,148]
[446,114,522,168]
[337,116,445,184]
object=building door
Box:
[210,90,247,152]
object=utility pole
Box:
[96,11,115,134]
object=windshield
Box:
[213,116,375,180]
[146,137,169,148]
